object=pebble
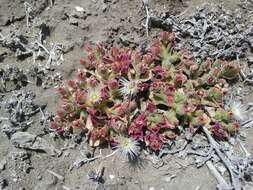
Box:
[75,6,84,12]
[0,177,7,189]
[119,35,130,46]
[80,22,89,30]
[0,159,7,171]
[248,56,253,65]
[101,4,108,12]
[109,174,115,180]
[37,175,42,180]
[69,17,79,26]
[11,132,61,156]
[162,174,177,182]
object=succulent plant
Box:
[51,32,242,152]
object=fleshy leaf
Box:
[150,91,168,106]
[165,110,179,125]
[214,108,231,122]
[220,62,240,80]
[174,89,187,104]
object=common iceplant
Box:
[51,32,242,153]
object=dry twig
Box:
[206,161,232,190]
[202,126,242,190]
[47,169,65,181]
[142,0,150,36]
[24,2,33,28]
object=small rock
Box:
[80,22,89,30]
[63,151,70,157]
[162,174,177,182]
[111,25,120,32]
[249,39,253,49]
[0,159,6,171]
[248,56,253,65]
[109,175,115,180]
[75,6,84,12]
[73,134,82,144]
[0,177,7,189]
[101,3,108,12]
[10,150,30,161]
[12,178,18,183]
[61,12,68,20]
[119,34,131,46]
[69,17,78,26]
[63,43,75,54]
[80,145,92,158]
[11,132,61,156]
[37,175,42,180]
[70,10,87,19]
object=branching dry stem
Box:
[24,2,33,28]
[73,149,118,168]
[142,0,150,37]
[206,161,232,190]
[202,126,242,190]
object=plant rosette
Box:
[51,32,243,153]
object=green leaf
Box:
[80,110,88,118]
[148,114,163,124]
[184,81,194,91]
[161,45,170,66]
[215,109,230,122]
[164,110,179,125]
[168,53,181,65]
[173,103,184,115]
[150,91,168,106]
[174,89,186,104]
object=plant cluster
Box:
[51,32,241,152]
